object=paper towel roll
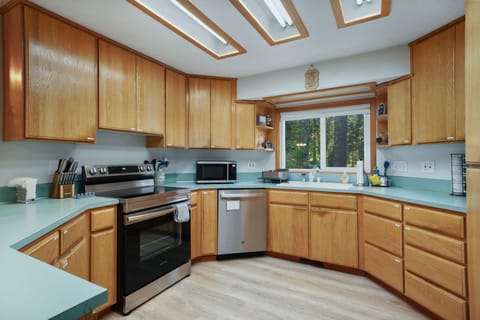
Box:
[356,161,364,186]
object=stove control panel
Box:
[83,163,155,181]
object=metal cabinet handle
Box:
[130,128,136,131]
[63,230,68,235]
[446,136,454,140]
[53,235,59,241]
[167,143,173,146]
[404,139,410,143]
[86,137,95,141]
[394,258,401,263]
[394,223,401,228]
[405,226,411,231]
[394,204,400,208]
[137,128,144,132]
[404,207,411,211]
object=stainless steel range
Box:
[83,163,191,315]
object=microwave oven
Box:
[196,161,237,184]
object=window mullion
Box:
[320,116,326,169]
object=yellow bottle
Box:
[341,171,349,184]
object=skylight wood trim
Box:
[230,0,308,46]
[331,0,391,29]
[127,0,246,60]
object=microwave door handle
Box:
[124,206,177,226]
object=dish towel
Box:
[173,202,190,223]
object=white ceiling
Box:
[28,0,464,78]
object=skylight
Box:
[331,0,391,28]
[231,0,308,46]
[128,0,246,59]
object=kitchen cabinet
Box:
[165,69,187,148]
[57,237,89,281]
[387,78,411,145]
[255,101,276,150]
[188,77,235,149]
[268,190,309,257]
[191,190,218,257]
[404,204,467,319]
[362,197,404,292]
[411,20,465,144]
[309,193,358,268]
[90,206,117,312]
[3,5,97,143]
[22,231,60,265]
[99,41,165,135]
[235,102,256,149]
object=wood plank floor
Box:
[104,257,428,320]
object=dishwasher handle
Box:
[219,192,265,200]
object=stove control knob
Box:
[89,167,97,175]
[99,167,107,174]
[146,165,152,172]
[139,166,146,172]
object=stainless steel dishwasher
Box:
[218,189,267,255]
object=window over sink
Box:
[280,104,370,172]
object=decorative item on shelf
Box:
[265,114,272,127]
[377,102,387,116]
[262,140,273,150]
[257,114,267,126]
[376,131,388,145]
[305,64,319,90]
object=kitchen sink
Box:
[276,181,354,190]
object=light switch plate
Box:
[421,160,435,173]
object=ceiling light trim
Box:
[330,0,391,29]
[231,0,308,46]
[128,0,246,60]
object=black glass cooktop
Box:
[97,186,189,199]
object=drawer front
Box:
[309,192,357,210]
[363,196,402,221]
[190,191,198,206]
[91,206,116,232]
[60,213,89,254]
[269,190,308,205]
[405,245,466,297]
[364,243,403,293]
[21,231,60,265]
[405,271,467,320]
[405,225,465,264]
[404,205,465,239]
[364,213,403,256]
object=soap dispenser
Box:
[341,171,349,184]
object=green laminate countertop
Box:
[169,181,466,213]
[0,196,119,320]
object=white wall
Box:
[237,45,410,100]
[377,143,465,180]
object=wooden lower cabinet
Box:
[22,231,60,265]
[364,243,404,292]
[191,190,218,259]
[364,213,403,256]
[57,237,89,281]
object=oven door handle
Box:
[124,206,177,226]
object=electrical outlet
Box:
[421,160,435,173]
[247,162,256,170]
[392,161,408,172]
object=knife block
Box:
[50,172,75,199]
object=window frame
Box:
[280,104,371,172]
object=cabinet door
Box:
[21,231,60,265]
[235,103,256,149]
[91,228,116,310]
[136,56,165,135]
[99,40,136,132]
[58,237,90,281]
[188,77,211,148]
[190,204,201,260]
[364,243,403,292]
[210,79,234,149]
[364,213,403,256]
[268,203,308,257]
[387,78,411,145]
[412,26,456,143]
[165,69,186,148]
[200,190,217,255]
[455,21,465,141]
[24,7,97,142]
[309,208,358,267]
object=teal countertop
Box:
[0,197,119,320]
[171,181,466,213]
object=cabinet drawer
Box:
[190,191,198,206]
[363,196,402,221]
[405,271,467,320]
[309,192,356,210]
[405,225,465,264]
[404,205,465,238]
[364,243,403,293]
[21,231,60,265]
[364,213,403,256]
[405,245,466,297]
[91,207,116,232]
[269,190,308,205]
[60,213,89,254]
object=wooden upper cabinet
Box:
[188,77,211,148]
[4,6,97,142]
[235,102,256,149]
[99,40,137,132]
[165,69,187,148]
[455,21,465,141]
[136,56,165,135]
[411,22,464,144]
[210,79,234,149]
[387,78,411,145]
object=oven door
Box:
[121,206,191,295]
